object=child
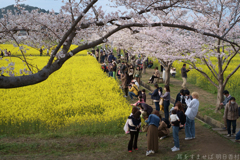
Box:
[170,109,180,152]
[131,95,145,106]
[127,111,141,152]
[142,89,146,103]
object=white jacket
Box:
[185,98,199,120]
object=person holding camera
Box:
[128,82,139,100]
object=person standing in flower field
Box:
[181,64,190,89]
[1,50,3,58]
[40,48,43,56]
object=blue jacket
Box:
[151,88,161,101]
[145,114,160,127]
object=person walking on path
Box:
[161,85,171,120]
[127,111,141,152]
[150,84,161,111]
[224,97,239,137]
[184,92,199,140]
[181,64,190,89]
[145,110,160,156]
[148,67,161,84]
[121,72,128,97]
[220,90,232,129]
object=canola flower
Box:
[0,51,132,134]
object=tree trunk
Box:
[216,40,224,111]
[142,63,147,74]
[164,65,171,86]
[216,77,225,111]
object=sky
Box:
[0,0,126,13]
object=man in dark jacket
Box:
[108,52,114,62]
[174,89,185,105]
[181,64,190,89]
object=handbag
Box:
[142,124,149,132]
[159,98,164,112]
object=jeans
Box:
[108,71,113,77]
[185,116,195,138]
[128,130,139,151]
[227,119,236,135]
[154,102,160,111]
[163,100,170,120]
[148,64,153,68]
[129,92,137,99]
[236,130,240,140]
[172,126,180,148]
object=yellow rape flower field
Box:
[0,51,131,135]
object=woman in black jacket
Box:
[128,111,141,152]
[150,84,161,111]
[174,102,186,130]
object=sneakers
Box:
[124,95,128,98]
[134,148,138,150]
[128,150,132,153]
[171,146,176,150]
[160,136,166,140]
[146,150,154,156]
[185,137,193,140]
[172,147,180,152]
[227,134,231,137]
[232,134,236,137]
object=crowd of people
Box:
[89,47,240,156]
[125,87,200,155]
[0,50,11,57]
